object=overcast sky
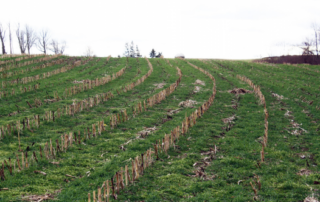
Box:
[1,0,319,59]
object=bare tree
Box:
[0,23,6,54]
[60,41,66,54]
[312,23,320,57]
[84,46,94,57]
[301,38,314,55]
[129,41,135,57]
[136,45,141,57]
[49,39,66,54]
[16,24,27,54]
[8,23,12,54]
[25,25,37,54]
[37,29,50,54]
[123,42,129,57]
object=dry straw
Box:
[0,54,47,69]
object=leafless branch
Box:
[312,23,320,57]
[25,25,37,54]
[37,29,50,54]
[60,41,66,54]
[16,24,27,54]
[83,46,94,57]
[301,38,314,56]
[49,39,66,55]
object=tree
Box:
[129,41,135,57]
[123,41,141,57]
[8,23,13,54]
[16,24,27,54]
[136,45,141,57]
[84,46,94,57]
[59,41,66,54]
[37,29,50,54]
[150,49,156,58]
[123,42,129,57]
[0,23,6,54]
[301,38,314,56]
[25,25,37,54]
[312,23,320,57]
[49,39,66,54]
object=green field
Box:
[0,55,319,201]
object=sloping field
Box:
[0,56,320,201]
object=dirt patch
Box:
[284,110,294,119]
[193,79,205,86]
[286,119,308,136]
[272,93,285,100]
[153,83,166,89]
[302,109,310,114]
[167,108,182,116]
[137,126,157,138]
[228,88,252,95]
[201,147,216,156]
[188,147,217,180]
[290,121,301,128]
[222,115,236,124]
[162,116,173,124]
[304,196,319,202]
[178,100,197,108]
[44,99,58,104]
[194,86,201,93]
[297,169,313,176]
[22,189,61,201]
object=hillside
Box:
[0,55,319,201]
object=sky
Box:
[0,0,319,59]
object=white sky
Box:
[1,0,319,59]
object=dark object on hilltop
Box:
[228,88,253,95]
[175,53,185,59]
[149,49,162,58]
[150,49,156,58]
[155,52,162,58]
[255,55,320,65]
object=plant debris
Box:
[22,189,61,201]
[297,169,313,176]
[167,108,182,116]
[189,148,216,180]
[137,126,157,138]
[272,93,285,100]
[34,170,47,176]
[178,100,197,108]
[194,86,201,93]
[221,115,236,124]
[72,80,90,84]
[193,79,205,86]
[228,88,252,94]
[304,196,319,202]
[22,194,54,201]
[153,83,166,89]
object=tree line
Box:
[122,41,162,58]
[0,23,66,55]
